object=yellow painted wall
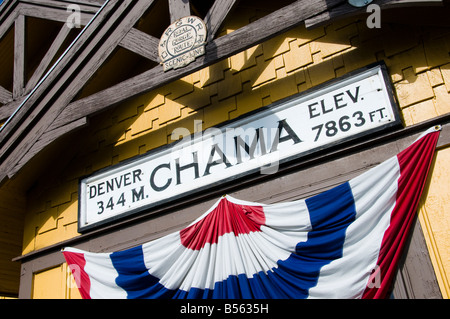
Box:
[418,147,450,298]
[21,11,450,298]
[32,264,81,299]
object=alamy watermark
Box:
[366,265,382,289]
[366,4,381,29]
[66,263,82,290]
[169,120,286,176]
[66,4,81,29]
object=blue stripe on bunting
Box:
[111,182,356,299]
[270,181,357,298]
[110,246,174,299]
[302,181,357,258]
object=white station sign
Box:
[78,64,401,232]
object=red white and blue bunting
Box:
[63,126,440,299]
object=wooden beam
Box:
[19,0,102,12]
[25,24,72,93]
[0,86,13,105]
[204,0,238,42]
[13,14,25,98]
[10,117,88,178]
[168,0,190,23]
[19,3,95,26]
[118,28,160,63]
[0,0,158,181]
[0,2,20,40]
[119,1,240,62]
[0,0,126,175]
[0,99,23,122]
[49,0,330,131]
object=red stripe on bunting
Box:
[180,198,265,250]
[63,251,91,299]
[362,129,440,299]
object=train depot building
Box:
[0,0,449,299]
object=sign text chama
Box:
[159,16,207,71]
[78,64,401,232]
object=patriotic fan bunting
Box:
[63,126,441,299]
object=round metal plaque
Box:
[159,16,207,71]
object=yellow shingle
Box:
[283,41,313,73]
[230,45,261,72]
[428,68,445,87]
[204,96,236,127]
[307,53,335,87]
[251,55,277,87]
[387,45,429,82]
[433,84,450,115]
[268,69,298,102]
[441,63,450,92]
[233,83,263,118]
[37,207,58,234]
[262,36,290,60]
[217,70,243,100]
[402,99,438,125]
[158,97,182,124]
[394,68,434,108]
[423,35,450,68]
[198,59,228,87]
[318,23,357,58]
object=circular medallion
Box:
[159,16,207,71]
